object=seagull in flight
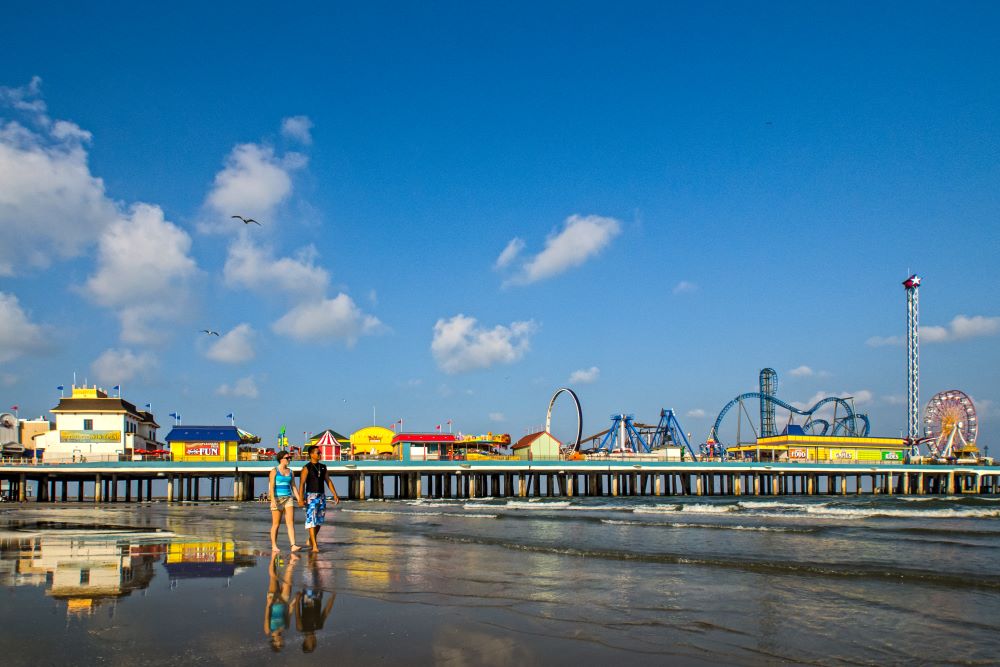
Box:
[201,329,220,336]
[231,215,262,226]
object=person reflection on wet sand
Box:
[293,552,335,653]
[264,551,298,652]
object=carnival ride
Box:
[579,409,697,458]
[922,389,978,459]
[709,368,871,449]
[547,387,583,453]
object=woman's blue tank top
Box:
[274,469,293,497]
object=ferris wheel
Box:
[923,390,978,458]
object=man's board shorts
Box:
[305,493,326,529]
[271,495,293,511]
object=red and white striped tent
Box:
[314,429,342,461]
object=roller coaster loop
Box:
[710,392,870,447]
[546,387,583,451]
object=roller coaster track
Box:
[710,392,870,446]
[803,414,871,437]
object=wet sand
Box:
[3,496,1000,665]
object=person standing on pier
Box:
[299,445,340,552]
[269,451,303,553]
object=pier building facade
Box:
[349,426,394,458]
[728,434,907,463]
[513,431,562,460]
[393,433,456,461]
[165,426,242,462]
[34,386,161,462]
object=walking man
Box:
[299,445,340,552]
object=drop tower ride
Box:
[903,274,921,439]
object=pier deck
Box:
[2,460,998,502]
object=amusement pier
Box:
[1,274,994,503]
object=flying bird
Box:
[201,329,220,336]
[231,215,262,226]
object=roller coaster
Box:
[709,368,871,448]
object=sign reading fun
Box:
[184,443,221,457]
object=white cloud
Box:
[868,315,999,347]
[90,348,157,384]
[83,203,197,343]
[506,214,621,285]
[882,395,905,406]
[788,365,814,377]
[941,315,1000,341]
[223,237,329,299]
[489,412,505,422]
[431,314,537,374]
[494,237,524,270]
[0,78,120,275]
[272,294,383,345]
[686,408,707,419]
[0,292,48,362]
[202,142,305,231]
[216,376,259,399]
[205,323,255,363]
[922,325,950,342]
[568,366,600,384]
[673,280,697,295]
[281,115,314,145]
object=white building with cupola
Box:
[34,385,163,462]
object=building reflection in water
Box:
[164,540,256,587]
[0,525,256,615]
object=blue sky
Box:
[2,1,998,447]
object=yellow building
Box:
[350,426,395,458]
[729,434,907,463]
[165,426,241,462]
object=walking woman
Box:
[269,450,303,552]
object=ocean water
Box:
[3,495,1000,665]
